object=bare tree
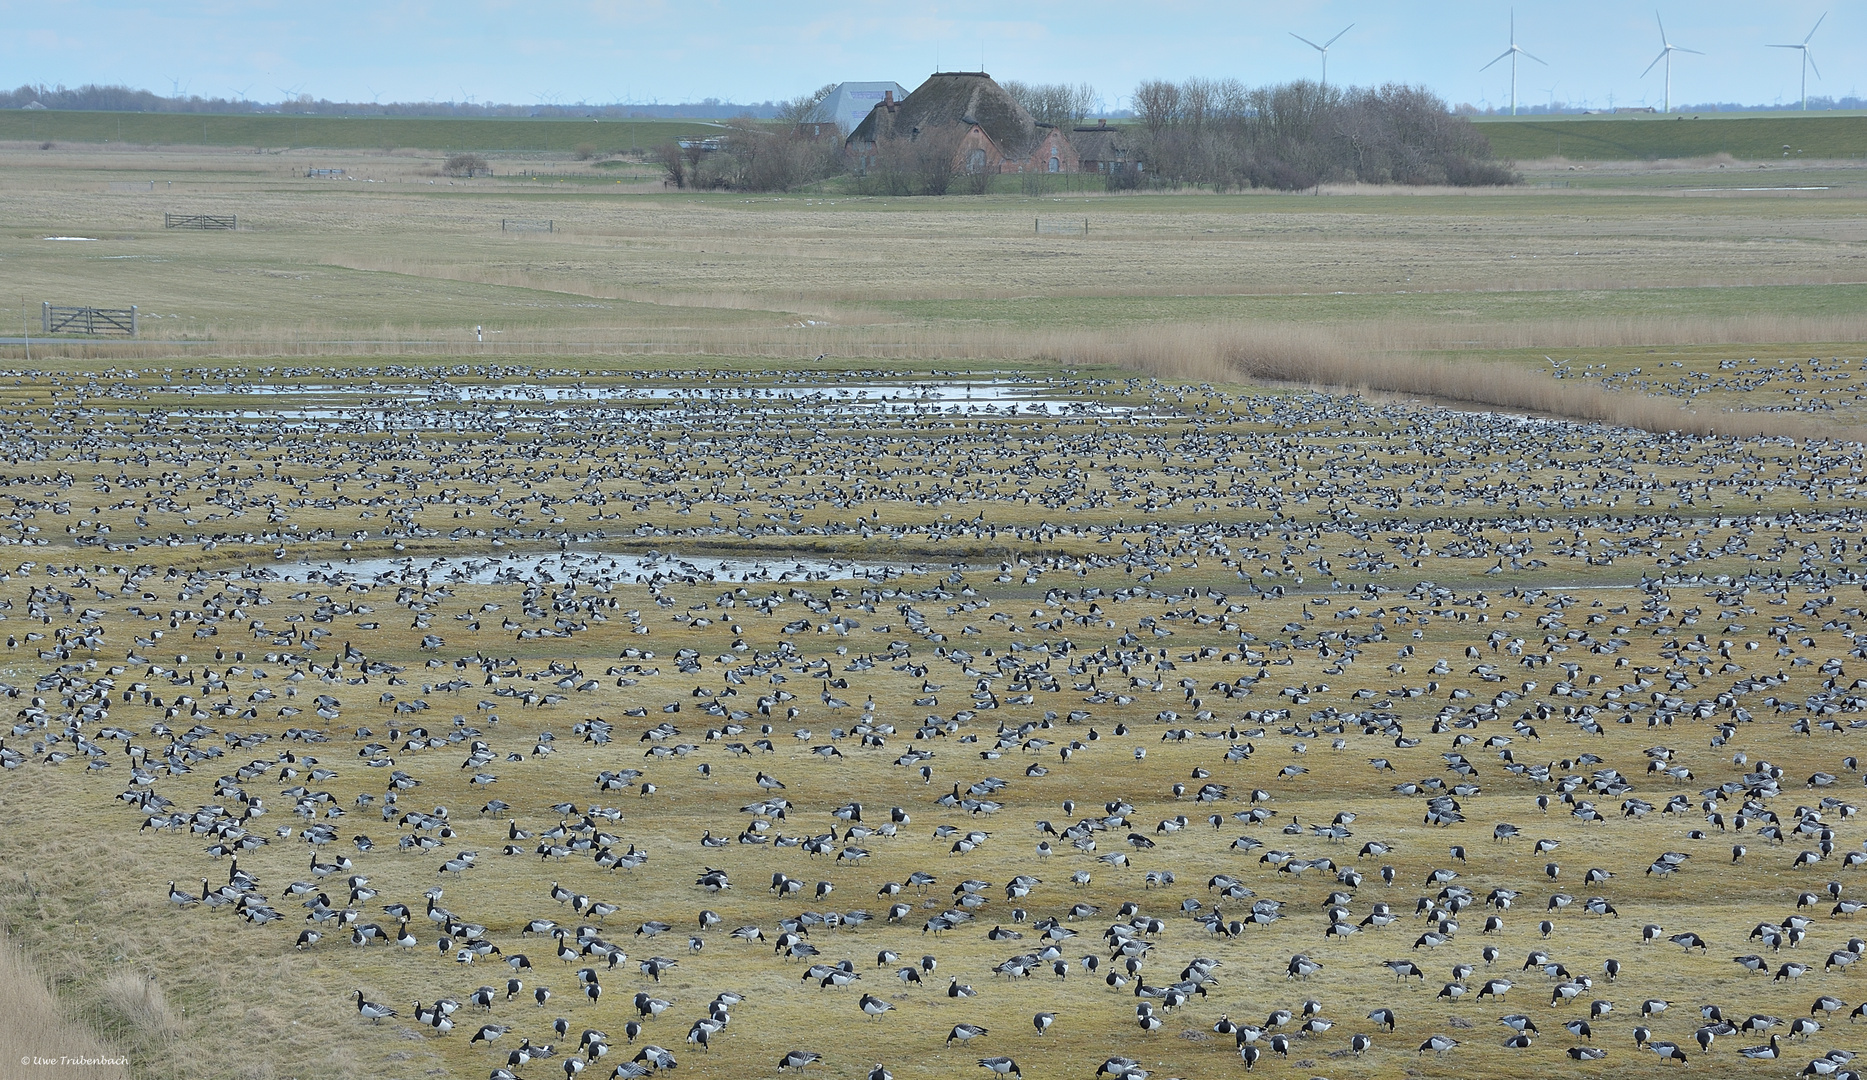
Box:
[1003,81,1096,128]
[912,126,963,195]
[777,83,838,127]
[1131,80,1181,136]
[651,142,687,187]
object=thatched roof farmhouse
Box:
[846,72,1081,175]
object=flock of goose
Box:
[5,363,1867,1078]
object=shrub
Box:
[1104,166,1142,191]
[442,152,488,177]
[651,142,686,187]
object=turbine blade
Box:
[1765,43,1799,49]
[1806,52,1821,81]
[1521,49,1548,66]
[1805,12,1825,44]
[1322,23,1354,49]
[1655,10,1668,45]
[1289,32,1324,51]
[1676,46,1703,55]
[1640,50,1668,78]
[1480,49,1515,71]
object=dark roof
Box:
[1070,126,1131,161]
[846,72,1039,156]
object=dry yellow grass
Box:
[0,930,130,1080]
[1,141,1866,1080]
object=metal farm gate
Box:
[42,303,138,336]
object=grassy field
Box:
[1,142,1867,1080]
[8,108,1867,167]
[1476,112,1867,162]
[0,111,723,154]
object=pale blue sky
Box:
[2,1,1857,111]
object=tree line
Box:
[1130,78,1515,190]
[0,82,789,118]
[655,78,1511,194]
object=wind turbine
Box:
[1640,12,1701,114]
[1289,24,1354,89]
[1479,11,1545,116]
[1768,13,1825,111]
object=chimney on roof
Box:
[883,90,897,112]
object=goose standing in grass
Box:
[471,1023,509,1044]
[354,990,396,1023]
[976,1058,1021,1078]
[947,1023,987,1046]
[859,993,893,1018]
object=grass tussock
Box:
[0,934,128,1080]
[99,970,182,1040]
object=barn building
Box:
[802,82,913,138]
[1071,119,1141,175]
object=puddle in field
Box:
[156,380,1157,421]
[249,549,942,585]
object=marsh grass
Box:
[0,933,129,1080]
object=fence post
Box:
[41,302,49,335]
[131,306,139,338]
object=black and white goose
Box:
[946,1024,987,1046]
[354,990,397,1023]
